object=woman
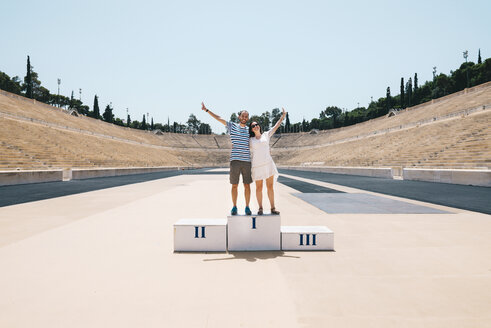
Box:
[249,107,287,215]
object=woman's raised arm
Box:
[270,107,287,135]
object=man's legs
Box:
[244,183,251,207]
[230,161,240,211]
[241,161,253,214]
[231,184,238,207]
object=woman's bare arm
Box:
[270,107,287,135]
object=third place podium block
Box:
[281,226,334,251]
[227,215,281,251]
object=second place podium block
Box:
[174,218,227,252]
[227,215,281,251]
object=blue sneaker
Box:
[231,206,238,215]
[245,206,252,215]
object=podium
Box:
[227,215,281,251]
[173,215,334,252]
[281,226,334,251]
[174,218,227,252]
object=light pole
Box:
[463,50,469,88]
[57,79,61,107]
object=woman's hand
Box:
[270,107,287,135]
[201,102,208,112]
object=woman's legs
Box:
[255,180,263,210]
[266,175,275,210]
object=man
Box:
[201,102,252,215]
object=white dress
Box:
[250,130,279,181]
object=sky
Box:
[2,0,490,134]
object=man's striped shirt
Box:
[226,121,251,162]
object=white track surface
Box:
[1,172,490,327]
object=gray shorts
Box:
[230,160,252,185]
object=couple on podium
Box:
[201,102,287,216]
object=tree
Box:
[260,111,271,130]
[229,112,238,123]
[478,49,482,64]
[93,95,100,118]
[22,57,45,101]
[25,56,33,98]
[187,113,201,134]
[271,108,281,127]
[198,123,212,134]
[102,104,114,123]
[0,71,22,94]
[414,73,418,90]
[400,77,405,108]
[321,106,342,120]
[130,120,141,129]
[114,118,124,126]
[386,87,391,111]
[141,114,147,130]
[285,112,291,132]
[407,77,413,107]
[301,118,309,132]
[151,117,154,130]
[127,114,131,127]
[69,91,74,109]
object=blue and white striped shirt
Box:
[226,121,251,162]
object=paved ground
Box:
[1,169,490,214]
[0,168,490,327]
[279,169,491,214]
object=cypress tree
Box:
[414,73,418,89]
[142,114,147,130]
[400,77,405,108]
[69,91,74,109]
[127,113,131,127]
[386,87,391,111]
[478,49,482,64]
[25,56,33,98]
[407,78,413,107]
[103,104,114,123]
[285,112,291,133]
[151,117,154,130]
[93,95,100,118]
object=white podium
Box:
[227,215,281,251]
[174,218,227,252]
[281,226,334,251]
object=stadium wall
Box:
[0,166,185,186]
[279,166,491,187]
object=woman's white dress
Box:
[250,130,279,181]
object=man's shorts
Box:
[230,160,252,185]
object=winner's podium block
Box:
[281,226,334,251]
[174,219,227,252]
[227,215,281,251]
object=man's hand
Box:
[201,102,226,126]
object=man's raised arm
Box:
[202,102,227,126]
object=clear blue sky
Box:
[2,0,490,134]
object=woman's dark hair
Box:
[249,121,263,138]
